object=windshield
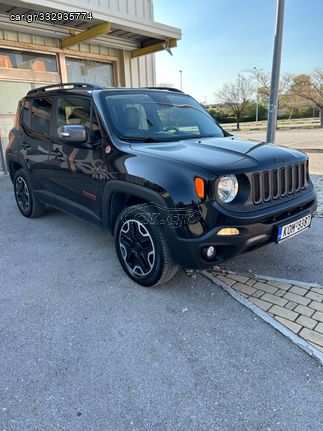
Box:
[103,92,224,142]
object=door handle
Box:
[49,148,63,158]
[21,142,31,149]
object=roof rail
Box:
[143,86,183,93]
[27,82,102,95]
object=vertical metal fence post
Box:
[0,137,8,175]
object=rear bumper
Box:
[167,192,317,269]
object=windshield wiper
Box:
[119,136,159,143]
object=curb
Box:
[211,266,323,290]
[252,274,323,290]
[296,148,323,153]
[201,270,323,366]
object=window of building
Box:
[0,48,58,72]
[30,98,53,136]
[65,57,113,88]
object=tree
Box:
[248,68,291,112]
[289,70,323,127]
[279,91,312,120]
[216,75,254,130]
[248,68,271,91]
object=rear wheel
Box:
[114,204,178,287]
[14,169,45,218]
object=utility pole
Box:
[179,70,183,91]
[266,0,285,143]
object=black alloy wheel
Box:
[115,204,178,287]
[15,175,30,214]
[13,169,45,218]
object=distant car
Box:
[6,83,317,286]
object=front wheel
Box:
[114,204,178,287]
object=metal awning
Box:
[0,0,181,56]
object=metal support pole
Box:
[179,70,183,91]
[266,0,285,143]
[0,138,8,175]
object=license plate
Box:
[277,214,311,242]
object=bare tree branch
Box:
[216,75,255,130]
[289,69,323,126]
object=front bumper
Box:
[167,191,317,269]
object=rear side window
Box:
[21,99,31,127]
[30,97,53,136]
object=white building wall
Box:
[74,0,154,20]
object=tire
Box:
[13,169,45,218]
[114,204,178,287]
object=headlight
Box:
[217,175,238,203]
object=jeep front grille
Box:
[252,162,307,205]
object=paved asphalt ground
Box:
[0,176,323,431]
[236,128,323,151]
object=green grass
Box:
[222,117,320,131]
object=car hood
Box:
[130,136,306,175]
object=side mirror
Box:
[57,125,87,146]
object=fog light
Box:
[217,228,240,236]
[202,246,216,260]
[206,246,215,258]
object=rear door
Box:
[20,96,55,205]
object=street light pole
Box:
[266,0,285,143]
[179,70,183,91]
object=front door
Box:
[49,95,105,224]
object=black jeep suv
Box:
[6,83,317,286]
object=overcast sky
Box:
[154,0,323,103]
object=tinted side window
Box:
[56,96,101,142]
[30,98,53,136]
[56,96,91,128]
[21,99,31,127]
